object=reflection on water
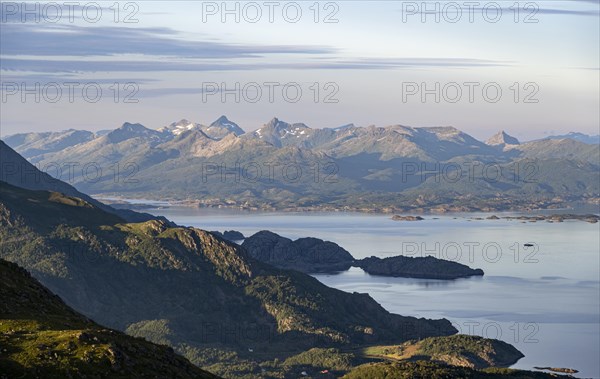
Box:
[147,207,600,378]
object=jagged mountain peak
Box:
[486,130,520,146]
[159,119,199,136]
[266,117,281,126]
[263,117,309,130]
[248,118,314,147]
[171,118,194,127]
[264,117,288,131]
[207,115,245,137]
[210,115,231,126]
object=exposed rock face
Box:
[356,256,484,280]
[486,131,520,147]
[242,231,355,273]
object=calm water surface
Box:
[147,207,600,378]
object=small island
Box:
[356,255,484,280]
[392,215,425,221]
[483,214,599,223]
[242,231,484,279]
[533,366,579,374]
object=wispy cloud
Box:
[0,20,510,73]
[0,23,335,58]
[0,56,511,73]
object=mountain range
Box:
[3,117,599,212]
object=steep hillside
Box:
[2,129,95,161]
[508,139,600,163]
[0,258,219,379]
[0,141,165,223]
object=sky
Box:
[0,0,599,141]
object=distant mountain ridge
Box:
[3,117,599,212]
[539,132,599,145]
[4,118,595,162]
[5,118,597,153]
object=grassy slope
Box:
[363,335,524,369]
[0,258,219,379]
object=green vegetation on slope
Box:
[0,259,219,379]
[342,361,561,379]
[363,335,524,369]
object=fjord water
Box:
[149,207,600,378]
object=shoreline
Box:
[92,195,600,221]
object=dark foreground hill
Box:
[0,258,220,379]
[0,181,456,377]
[0,140,168,224]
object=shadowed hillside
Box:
[0,258,220,379]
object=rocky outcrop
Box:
[242,231,355,273]
[486,131,520,147]
[211,230,245,242]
